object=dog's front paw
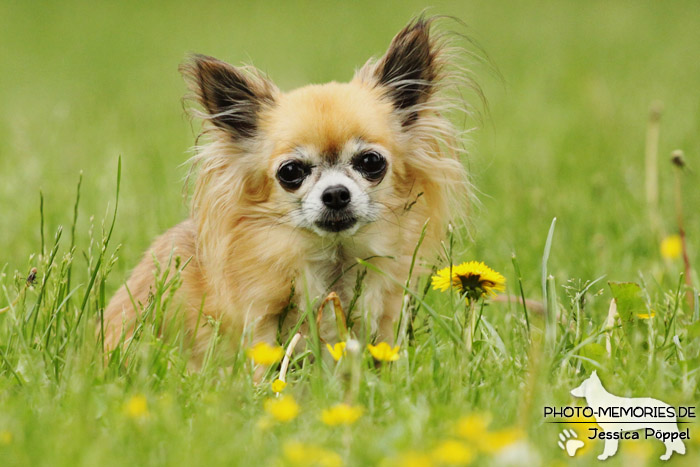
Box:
[598,454,609,461]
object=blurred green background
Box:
[1,2,699,465]
[1,0,698,291]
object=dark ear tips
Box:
[180,54,276,138]
[371,17,441,125]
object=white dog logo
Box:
[570,370,686,461]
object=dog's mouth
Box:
[315,215,357,233]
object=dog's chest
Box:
[303,246,356,309]
[294,244,383,341]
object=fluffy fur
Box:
[103,17,470,362]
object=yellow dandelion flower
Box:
[264,395,299,422]
[455,413,491,440]
[636,311,656,319]
[246,341,284,366]
[283,441,309,463]
[368,342,400,362]
[432,261,505,302]
[326,342,347,361]
[124,394,149,419]
[321,403,363,426]
[431,440,475,465]
[0,430,12,445]
[283,441,343,467]
[455,414,523,454]
[271,379,287,393]
[661,235,682,260]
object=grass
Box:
[1,0,699,465]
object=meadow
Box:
[1,0,699,465]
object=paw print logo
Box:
[558,429,584,457]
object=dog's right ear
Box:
[180,54,277,139]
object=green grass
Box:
[1,1,699,465]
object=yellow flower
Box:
[432,261,505,302]
[326,342,345,362]
[264,395,299,422]
[0,429,12,445]
[271,379,287,393]
[477,427,524,454]
[431,440,475,465]
[326,342,347,361]
[661,235,682,260]
[283,441,343,467]
[246,341,284,365]
[124,395,149,419]
[321,403,363,426]
[368,342,400,362]
[636,311,656,319]
[455,413,491,440]
[455,414,524,455]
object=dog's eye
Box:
[277,160,309,190]
[353,151,387,181]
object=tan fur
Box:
[103,17,470,364]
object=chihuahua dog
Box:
[103,17,469,362]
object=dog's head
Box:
[570,370,601,398]
[182,17,468,250]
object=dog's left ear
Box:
[357,17,441,126]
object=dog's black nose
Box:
[321,185,351,210]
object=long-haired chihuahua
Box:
[104,16,470,365]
